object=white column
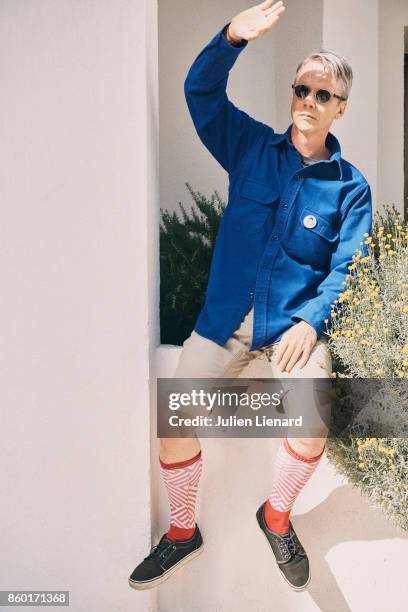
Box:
[323,0,379,209]
[0,1,158,610]
[377,0,408,216]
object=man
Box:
[129,0,372,593]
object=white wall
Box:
[323,0,379,208]
[377,0,408,216]
[0,1,157,611]
[323,0,408,218]
[159,0,323,214]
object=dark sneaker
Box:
[128,526,204,590]
[256,502,310,591]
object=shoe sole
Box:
[128,544,204,591]
[256,515,311,592]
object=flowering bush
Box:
[325,205,408,531]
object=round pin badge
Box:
[303,215,317,229]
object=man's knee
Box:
[287,436,327,457]
[159,437,201,463]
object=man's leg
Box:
[159,444,202,541]
[256,338,332,591]
[264,436,325,535]
[159,307,256,542]
[129,307,256,590]
[264,339,331,534]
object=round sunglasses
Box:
[291,83,347,104]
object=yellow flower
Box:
[374,303,381,309]
[404,306,408,313]
[358,463,365,469]
[375,368,383,375]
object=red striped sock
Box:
[264,437,324,535]
[159,450,202,541]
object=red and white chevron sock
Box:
[264,437,324,535]
[159,449,203,541]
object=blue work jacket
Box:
[183,24,373,351]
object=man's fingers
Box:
[264,3,286,17]
[284,344,304,372]
[258,0,280,10]
[273,340,287,363]
[297,344,313,369]
[276,343,295,371]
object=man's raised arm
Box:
[183,1,285,174]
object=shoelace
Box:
[144,537,174,562]
[278,532,299,559]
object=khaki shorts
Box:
[174,305,332,379]
[172,306,333,438]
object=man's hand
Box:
[272,320,318,373]
[227,0,286,43]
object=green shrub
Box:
[160,183,224,345]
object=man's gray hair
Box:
[295,50,353,100]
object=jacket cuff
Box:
[291,306,327,338]
[221,23,248,49]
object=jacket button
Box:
[273,234,279,240]
[303,215,317,228]
[249,292,254,299]
[283,204,288,210]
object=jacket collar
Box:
[268,123,343,180]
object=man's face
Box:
[291,60,347,135]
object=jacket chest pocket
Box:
[285,206,340,268]
[225,179,280,234]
